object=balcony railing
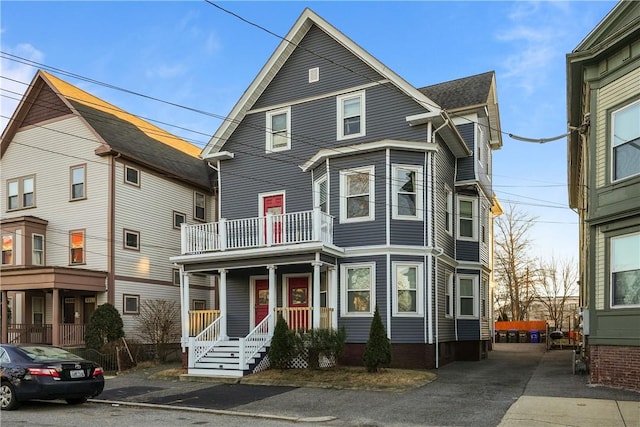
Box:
[181,209,333,255]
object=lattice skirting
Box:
[252,348,337,373]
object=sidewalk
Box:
[498,396,639,427]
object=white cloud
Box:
[145,63,187,79]
[1,43,43,132]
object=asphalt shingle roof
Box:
[419,71,494,111]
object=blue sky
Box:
[0,1,618,262]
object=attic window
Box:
[309,67,319,83]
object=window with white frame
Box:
[2,235,13,265]
[70,230,85,265]
[32,234,44,266]
[123,294,139,314]
[337,91,365,140]
[124,165,140,186]
[481,278,488,319]
[457,274,477,318]
[611,100,640,181]
[393,262,423,315]
[314,176,328,214]
[70,164,86,200]
[172,269,180,285]
[341,263,375,316]
[445,272,453,317]
[611,232,640,307]
[445,186,453,234]
[266,107,291,152]
[457,197,477,240]
[7,175,35,210]
[480,204,487,244]
[340,166,374,222]
[123,229,140,251]
[194,192,206,221]
[392,165,422,219]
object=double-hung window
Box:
[337,91,365,140]
[314,176,328,214]
[611,232,640,307]
[7,175,35,210]
[458,275,477,318]
[2,235,13,265]
[70,165,86,200]
[32,234,44,266]
[392,165,422,219]
[341,263,375,316]
[445,273,454,317]
[611,100,640,181]
[266,107,291,152]
[393,262,423,316]
[340,166,374,222]
[70,230,85,265]
[194,192,206,222]
[458,197,477,240]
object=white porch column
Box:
[181,271,190,348]
[329,266,338,329]
[52,289,60,346]
[267,265,277,333]
[312,261,322,328]
[219,269,228,339]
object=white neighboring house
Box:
[0,70,216,347]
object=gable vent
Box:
[309,67,319,83]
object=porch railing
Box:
[188,314,224,368]
[59,324,85,346]
[8,324,53,345]
[274,307,334,331]
[189,310,220,336]
[181,209,334,254]
[239,313,272,369]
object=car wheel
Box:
[65,397,87,405]
[0,380,20,410]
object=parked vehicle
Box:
[0,344,104,410]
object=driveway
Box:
[98,343,639,426]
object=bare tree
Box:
[535,257,578,330]
[137,299,181,362]
[494,205,538,321]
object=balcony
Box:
[181,209,334,255]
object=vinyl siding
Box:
[595,227,605,310]
[456,122,475,182]
[456,269,480,341]
[435,141,456,257]
[436,260,456,342]
[594,67,640,188]
[1,117,110,271]
[456,240,480,262]
[252,24,386,109]
[390,254,426,343]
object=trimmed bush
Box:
[84,303,125,350]
[363,306,391,372]
[268,314,295,369]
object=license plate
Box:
[70,369,85,378]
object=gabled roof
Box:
[419,71,502,149]
[1,70,213,190]
[201,8,452,159]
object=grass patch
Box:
[242,366,436,391]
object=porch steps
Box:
[190,338,268,377]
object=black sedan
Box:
[0,344,104,410]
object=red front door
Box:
[263,194,284,244]
[288,277,309,330]
[255,279,269,325]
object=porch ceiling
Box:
[0,266,107,292]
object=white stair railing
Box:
[188,314,223,368]
[239,314,272,369]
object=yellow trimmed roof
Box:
[42,71,201,158]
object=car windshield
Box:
[19,346,84,362]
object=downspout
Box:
[108,153,120,305]
[386,148,391,339]
[434,247,444,368]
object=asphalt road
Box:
[2,343,639,427]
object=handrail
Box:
[188,314,223,367]
[239,313,272,369]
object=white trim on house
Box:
[392,261,424,317]
[265,106,292,153]
[339,165,375,224]
[457,274,478,319]
[392,164,423,220]
[336,90,366,140]
[457,195,478,241]
[340,261,376,317]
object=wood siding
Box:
[21,84,72,127]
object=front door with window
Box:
[255,279,269,325]
[288,277,310,330]
[263,194,284,244]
